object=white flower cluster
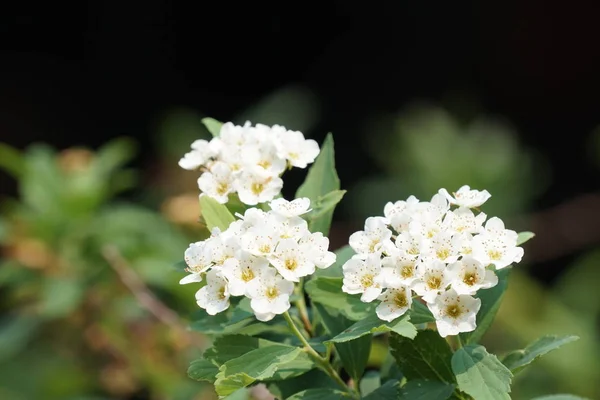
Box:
[180,198,336,321]
[341,185,524,337]
[179,122,320,205]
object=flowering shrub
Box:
[177,119,580,400]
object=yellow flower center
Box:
[368,239,380,252]
[488,250,502,261]
[216,182,229,195]
[436,249,450,260]
[463,272,477,286]
[265,286,279,300]
[251,182,264,195]
[394,292,408,308]
[360,274,375,288]
[445,304,462,318]
[427,276,442,289]
[241,268,255,282]
[400,264,414,279]
[258,244,271,254]
[217,286,227,300]
[407,247,420,256]
[258,160,271,169]
[284,258,298,271]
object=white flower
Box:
[454,232,475,257]
[198,162,234,204]
[236,168,284,206]
[237,208,268,231]
[180,241,212,284]
[393,231,425,258]
[376,286,413,322]
[349,216,393,258]
[427,289,481,337]
[447,257,498,295]
[421,231,460,264]
[178,139,216,170]
[269,197,312,218]
[240,222,279,257]
[443,207,487,234]
[299,232,336,269]
[471,217,524,269]
[220,253,269,296]
[341,254,383,302]
[206,234,240,267]
[275,129,320,168]
[241,142,286,176]
[274,215,310,241]
[379,253,419,288]
[383,195,420,232]
[246,268,294,321]
[195,269,230,315]
[412,260,452,303]
[269,238,316,282]
[439,185,491,209]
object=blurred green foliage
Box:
[0,140,209,400]
[346,103,549,220]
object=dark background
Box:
[2,1,600,282]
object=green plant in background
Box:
[0,140,208,400]
[346,103,548,220]
[179,118,582,399]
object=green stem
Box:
[456,334,463,349]
[283,312,354,396]
[294,278,313,336]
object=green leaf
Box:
[305,277,372,321]
[214,345,303,396]
[390,330,455,383]
[409,301,436,325]
[335,335,372,383]
[326,313,416,344]
[189,307,254,335]
[530,395,590,400]
[314,245,355,278]
[359,371,381,397]
[313,303,355,337]
[187,358,219,383]
[380,351,403,383]
[0,315,40,362]
[451,344,512,400]
[296,133,340,235]
[38,277,85,318]
[202,117,223,137]
[268,353,316,380]
[502,335,579,374]
[304,190,346,233]
[363,379,399,400]
[268,369,338,399]
[199,195,235,232]
[286,388,351,400]
[202,334,276,365]
[0,142,24,178]
[398,380,455,400]
[460,268,510,345]
[516,231,535,245]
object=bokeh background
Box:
[1,2,599,400]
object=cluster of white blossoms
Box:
[180,198,336,321]
[179,122,320,205]
[341,185,524,337]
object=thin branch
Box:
[102,245,198,344]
